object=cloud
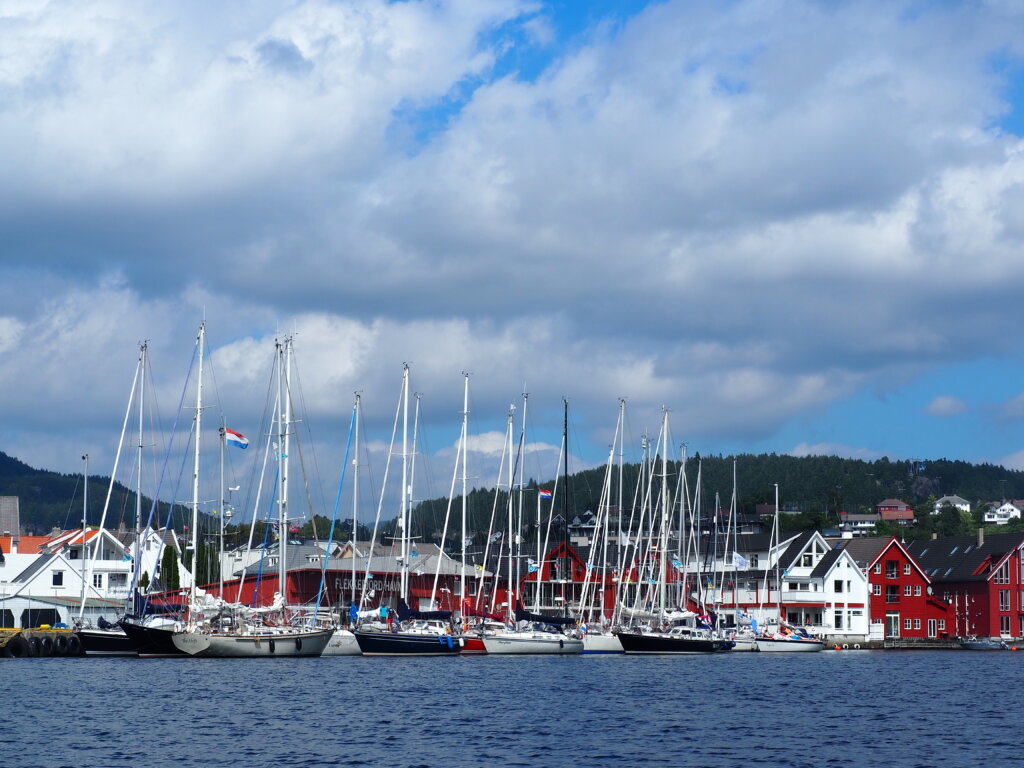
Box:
[925,395,967,417]
[3,0,1024,487]
[789,442,884,461]
[999,393,1024,422]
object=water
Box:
[2,651,1017,768]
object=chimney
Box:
[978,527,985,547]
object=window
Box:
[69,549,79,560]
[927,619,937,638]
[749,554,758,568]
[834,610,844,629]
[999,590,1011,611]
[52,571,64,587]
[834,580,844,593]
[886,585,899,603]
[873,563,881,574]
[787,582,799,591]
[904,563,911,575]
[994,563,1010,585]
[873,584,881,596]
[913,618,921,630]
[801,553,813,567]
[873,617,883,624]
[886,561,898,579]
[92,573,103,588]
[904,618,912,630]
[914,585,922,597]
[904,584,913,596]
[938,619,946,632]
[1000,615,1011,635]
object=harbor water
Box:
[2,651,1016,768]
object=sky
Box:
[2,0,1024,521]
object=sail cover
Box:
[514,606,576,626]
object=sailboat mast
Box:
[136,343,146,543]
[218,424,225,602]
[352,393,361,608]
[561,398,568,616]
[79,453,88,622]
[400,364,410,600]
[190,323,205,613]
[459,374,469,619]
[659,408,669,615]
[279,337,293,603]
[774,482,781,622]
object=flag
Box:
[225,428,249,449]
[411,548,419,558]
[733,552,750,569]
[489,531,502,543]
[463,536,474,547]
[538,489,552,499]
[527,560,539,573]
[474,564,484,572]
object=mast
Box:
[79,453,88,623]
[189,322,205,614]
[659,408,669,615]
[561,398,568,616]
[399,364,410,600]
[218,424,226,602]
[136,343,146,545]
[459,374,469,620]
[774,482,781,623]
[351,393,361,608]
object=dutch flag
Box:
[538,488,552,499]
[225,428,249,449]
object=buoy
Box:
[842,644,849,650]
[853,643,861,650]
[834,645,841,651]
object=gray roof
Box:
[12,552,56,583]
[832,537,892,568]
[908,532,1024,583]
[809,547,844,579]
[777,531,814,570]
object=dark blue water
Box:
[2,652,1017,767]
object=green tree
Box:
[160,543,180,590]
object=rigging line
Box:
[313,399,357,616]
[134,339,200,613]
[358,371,404,611]
[249,472,280,608]
[61,474,82,532]
[287,351,330,543]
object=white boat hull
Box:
[172,628,333,657]
[482,633,583,655]
[581,633,623,654]
[754,637,825,653]
[322,628,361,656]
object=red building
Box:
[909,531,1024,639]
[875,499,915,527]
[861,538,950,639]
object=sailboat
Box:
[170,332,332,658]
[353,365,464,656]
[482,398,582,655]
[753,483,824,653]
[615,409,731,655]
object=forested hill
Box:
[5,448,1024,537]
[407,453,1024,540]
[0,451,172,535]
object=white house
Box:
[983,502,1022,525]
[0,526,189,628]
[933,495,971,515]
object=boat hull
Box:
[958,639,1008,650]
[322,628,361,656]
[172,628,333,657]
[481,633,583,655]
[617,632,731,654]
[355,630,464,656]
[754,637,825,653]
[581,633,623,654]
[77,627,137,657]
[460,636,487,654]
[118,620,189,658]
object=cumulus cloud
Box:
[2,0,1024,489]
[926,395,968,417]
[789,442,885,461]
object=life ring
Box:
[67,634,83,656]
[54,634,69,656]
[853,643,861,650]
[842,644,849,650]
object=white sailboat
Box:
[753,483,824,653]
[171,331,331,658]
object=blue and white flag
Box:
[733,552,749,569]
